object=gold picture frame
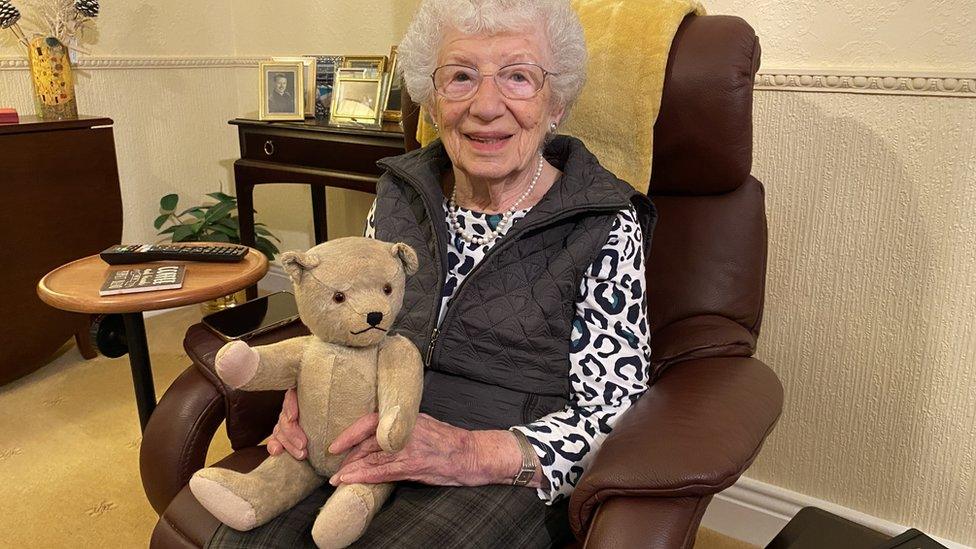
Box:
[381,46,403,123]
[329,74,384,126]
[259,61,305,121]
[272,56,317,117]
[339,56,387,79]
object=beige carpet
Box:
[0,307,754,548]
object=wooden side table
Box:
[36,248,268,431]
[230,118,403,246]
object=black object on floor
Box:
[766,507,947,549]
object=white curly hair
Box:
[398,0,587,117]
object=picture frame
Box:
[310,55,343,120]
[272,56,317,117]
[259,62,304,121]
[339,56,386,79]
[380,46,403,123]
[329,73,384,126]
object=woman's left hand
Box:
[328,412,517,487]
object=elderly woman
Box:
[209,0,655,547]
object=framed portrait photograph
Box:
[329,75,383,125]
[310,55,343,119]
[380,45,403,122]
[272,56,317,117]
[259,62,304,121]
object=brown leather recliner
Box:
[141,14,783,548]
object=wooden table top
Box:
[37,247,269,314]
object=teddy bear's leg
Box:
[189,454,322,531]
[310,482,394,549]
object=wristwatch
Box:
[509,428,537,486]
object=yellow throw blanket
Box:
[418,0,704,194]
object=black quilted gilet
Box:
[374,135,656,430]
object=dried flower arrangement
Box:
[0,0,99,48]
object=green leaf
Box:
[209,224,238,237]
[153,214,170,230]
[172,225,195,241]
[177,206,206,218]
[157,226,178,236]
[218,217,240,230]
[160,194,179,212]
[204,201,236,223]
[208,232,232,243]
[255,236,280,260]
[206,191,236,204]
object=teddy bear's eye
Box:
[383,283,393,295]
[332,292,345,303]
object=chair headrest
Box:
[650,15,760,196]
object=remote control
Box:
[100,244,249,265]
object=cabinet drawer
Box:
[241,130,404,175]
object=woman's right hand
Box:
[267,388,308,459]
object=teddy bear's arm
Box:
[214,336,312,391]
[374,335,424,452]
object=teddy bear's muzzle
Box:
[350,311,387,335]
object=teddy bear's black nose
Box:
[366,312,384,326]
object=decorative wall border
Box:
[755,69,975,98]
[2,55,973,98]
[0,56,264,71]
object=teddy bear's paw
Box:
[376,405,408,452]
[214,340,259,389]
[311,485,374,548]
[189,471,258,531]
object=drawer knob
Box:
[263,140,275,156]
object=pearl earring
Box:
[549,122,557,133]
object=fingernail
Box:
[327,444,336,454]
[298,450,305,459]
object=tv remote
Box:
[100,244,249,265]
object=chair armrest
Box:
[140,365,226,515]
[183,321,309,450]
[569,356,783,536]
[650,314,756,379]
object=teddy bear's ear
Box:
[280,250,321,283]
[390,242,418,275]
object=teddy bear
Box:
[189,237,424,548]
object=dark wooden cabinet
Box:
[0,116,123,384]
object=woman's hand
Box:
[328,412,525,487]
[267,388,308,459]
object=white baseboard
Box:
[701,476,969,548]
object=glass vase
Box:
[27,36,79,120]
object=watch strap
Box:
[509,428,537,486]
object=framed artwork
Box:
[339,56,386,79]
[272,56,317,117]
[259,61,304,121]
[311,55,343,119]
[329,74,384,125]
[380,46,403,122]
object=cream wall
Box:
[706,0,976,545]
[0,0,417,251]
[3,0,975,546]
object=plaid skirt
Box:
[206,482,573,549]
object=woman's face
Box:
[432,28,563,184]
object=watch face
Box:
[514,469,535,486]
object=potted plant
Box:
[154,191,282,311]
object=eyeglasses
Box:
[431,63,556,101]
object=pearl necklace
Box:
[448,155,544,246]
